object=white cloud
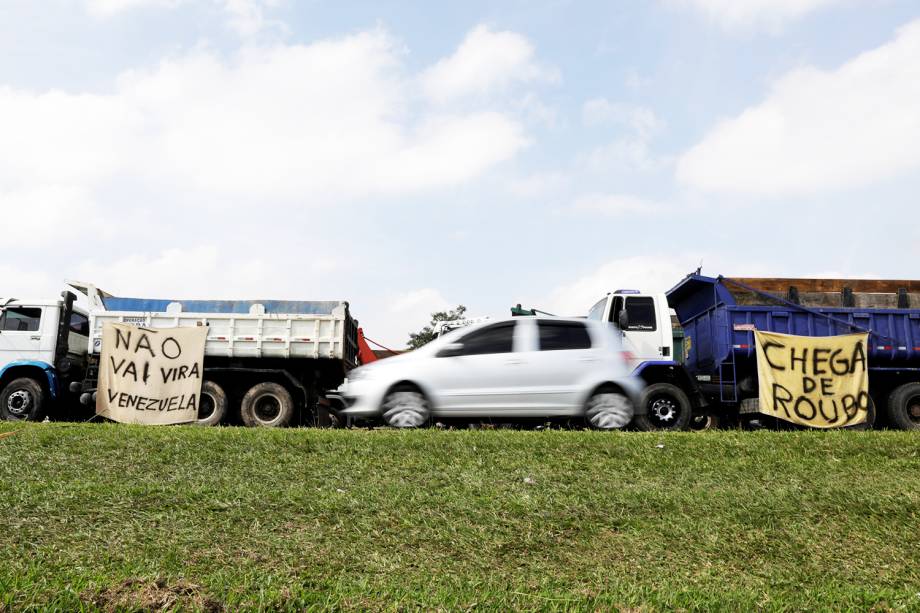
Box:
[0,186,101,248]
[0,30,527,203]
[677,19,920,195]
[543,255,703,316]
[580,100,667,172]
[571,193,662,216]
[421,25,557,102]
[0,264,58,299]
[359,288,453,348]
[85,0,288,38]
[670,0,845,31]
[74,246,281,299]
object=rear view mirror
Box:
[617,311,629,330]
[436,342,464,358]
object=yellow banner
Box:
[96,323,207,425]
[754,330,869,428]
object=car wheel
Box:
[195,380,227,426]
[634,383,692,431]
[240,382,294,427]
[886,383,920,431]
[0,377,46,422]
[585,390,633,430]
[381,386,430,428]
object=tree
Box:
[407,305,467,350]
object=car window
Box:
[625,297,656,331]
[0,307,41,332]
[454,322,515,356]
[70,313,90,336]
[587,298,606,321]
[538,321,591,351]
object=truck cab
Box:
[587,290,703,431]
[0,292,89,421]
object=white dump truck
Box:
[74,284,359,427]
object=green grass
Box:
[0,424,918,611]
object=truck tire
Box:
[195,380,228,427]
[886,383,920,431]
[634,383,692,431]
[0,377,46,421]
[690,411,720,431]
[240,382,294,427]
[842,396,876,430]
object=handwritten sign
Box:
[96,323,207,425]
[754,330,869,428]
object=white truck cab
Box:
[586,290,674,369]
[586,289,702,431]
[0,292,89,421]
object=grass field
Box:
[0,423,918,611]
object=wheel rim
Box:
[586,393,632,430]
[383,391,428,428]
[198,393,216,421]
[907,394,920,424]
[7,390,32,417]
[253,394,282,423]
[649,394,680,426]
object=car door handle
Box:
[578,357,598,362]
[505,358,524,365]
[30,335,41,341]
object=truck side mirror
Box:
[617,311,629,330]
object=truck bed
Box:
[89,298,358,367]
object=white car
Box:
[341,316,642,429]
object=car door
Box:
[426,321,527,415]
[512,319,595,415]
[0,306,45,370]
[611,295,662,369]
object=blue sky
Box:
[2,0,919,345]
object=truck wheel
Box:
[195,380,227,427]
[634,383,692,431]
[584,390,633,430]
[690,411,720,431]
[240,382,294,427]
[381,385,430,428]
[886,383,920,431]
[0,378,46,421]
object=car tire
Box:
[886,383,920,431]
[240,382,294,427]
[0,377,46,422]
[381,385,430,428]
[195,380,227,427]
[634,382,693,431]
[584,390,633,430]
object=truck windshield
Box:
[587,299,606,321]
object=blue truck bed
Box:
[667,274,920,405]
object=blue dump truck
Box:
[586,274,920,430]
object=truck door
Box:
[611,295,663,370]
[0,306,46,368]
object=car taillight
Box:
[621,351,635,362]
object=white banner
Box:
[96,323,207,425]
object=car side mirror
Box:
[617,311,629,330]
[436,342,464,358]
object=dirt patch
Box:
[82,577,222,612]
